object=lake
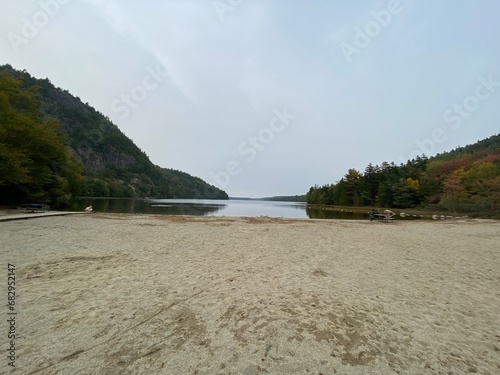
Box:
[67,198,388,220]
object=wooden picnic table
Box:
[20,203,50,213]
[371,213,395,222]
[376,215,395,222]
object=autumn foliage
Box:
[306,135,500,217]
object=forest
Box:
[306,134,500,217]
[0,65,228,207]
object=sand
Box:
[0,214,499,375]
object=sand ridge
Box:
[0,215,499,374]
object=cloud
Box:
[1,0,498,197]
[86,0,129,34]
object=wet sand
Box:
[0,214,499,374]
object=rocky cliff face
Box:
[74,143,137,173]
[1,65,228,199]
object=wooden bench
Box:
[371,213,395,222]
[378,216,394,223]
[20,204,50,213]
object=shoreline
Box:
[0,209,488,223]
[1,215,499,374]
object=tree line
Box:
[0,65,228,207]
[0,72,82,206]
[306,135,500,217]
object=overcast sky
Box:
[1,0,499,197]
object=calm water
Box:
[68,198,417,220]
[69,198,310,218]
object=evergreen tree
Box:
[305,134,499,216]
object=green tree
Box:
[376,183,391,206]
[357,163,378,205]
[343,169,362,205]
[0,72,82,206]
[480,176,500,211]
[393,177,421,208]
[463,162,499,195]
[420,160,445,204]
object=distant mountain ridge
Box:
[0,64,228,204]
[260,195,306,202]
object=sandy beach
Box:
[1,214,499,375]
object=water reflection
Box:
[306,207,368,220]
[148,199,226,216]
[69,198,224,216]
[68,198,421,220]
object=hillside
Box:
[306,134,500,217]
[0,64,227,206]
[433,135,500,161]
[260,195,306,202]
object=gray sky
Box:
[1,0,499,197]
